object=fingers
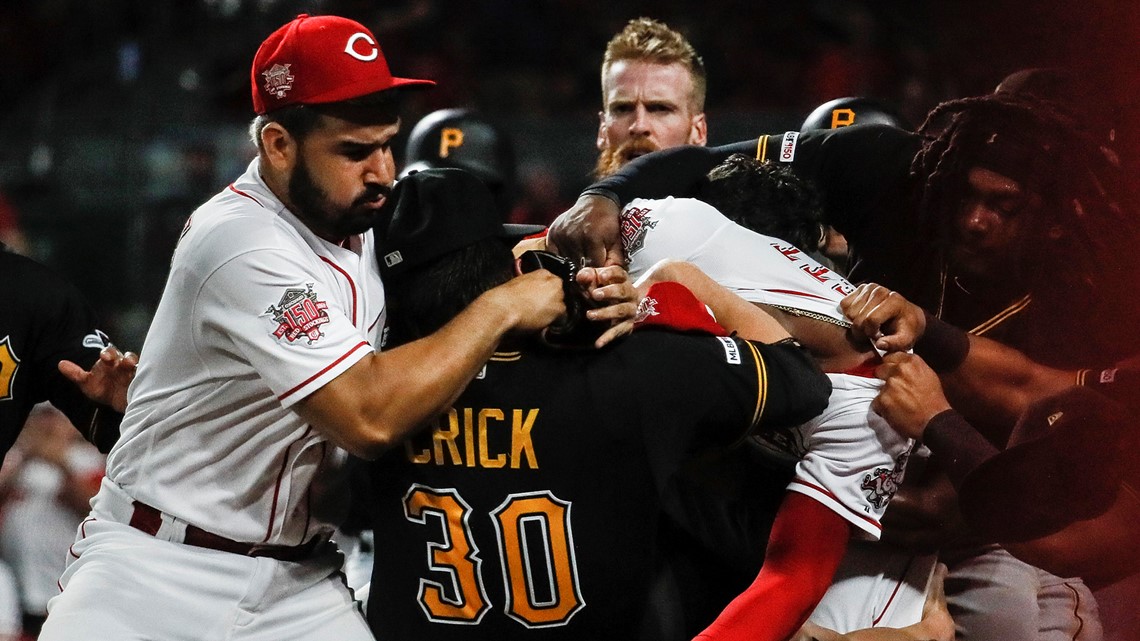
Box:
[587,301,638,324]
[57,360,89,384]
[593,319,635,349]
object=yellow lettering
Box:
[405,438,431,464]
[439,128,464,158]
[511,409,538,469]
[830,108,856,128]
[478,409,507,468]
[433,408,463,465]
[464,408,476,467]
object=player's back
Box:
[366,330,811,640]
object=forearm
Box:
[638,260,791,343]
[586,141,758,205]
[695,493,850,641]
[942,335,1073,426]
[920,410,999,492]
[298,290,519,459]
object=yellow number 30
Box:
[403,485,585,628]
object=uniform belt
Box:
[128,501,321,562]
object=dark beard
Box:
[288,157,388,241]
[593,137,660,179]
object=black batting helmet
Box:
[400,109,516,214]
[800,96,912,132]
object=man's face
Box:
[948,167,1038,280]
[287,115,400,243]
[595,60,707,177]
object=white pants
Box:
[39,481,372,641]
[809,540,938,632]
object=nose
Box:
[627,105,652,138]
[364,147,396,187]
[958,202,997,238]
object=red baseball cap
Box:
[251,14,434,115]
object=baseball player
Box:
[364,167,833,640]
[0,244,129,457]
[37,15,571,641]
[622,189,930,638]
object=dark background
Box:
[0,0,1136,348]
[1,1,1138,638]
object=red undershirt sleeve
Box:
[693,492,852,641]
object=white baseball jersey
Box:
[104,159,386,546]
[621,196,913,539]
[622,196,854,327]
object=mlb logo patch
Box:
[717,336,741,364]
[384,251,404,268]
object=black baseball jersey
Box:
[0,249,120,456]
[366,331,829,640]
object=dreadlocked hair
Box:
[914,91,1140,360]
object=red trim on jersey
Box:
[228,184,264,208]
[872,556,915,625]
[368,312,384,333]
[319,256,358,325]
[789,478,883,531]
[277,341,371,400]
[762,288,835,302]
[263,426,312,543]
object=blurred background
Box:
[0,0,1137,349]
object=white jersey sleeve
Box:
[202,246,372,407]
[755,373,914,540]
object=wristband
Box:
[914,311,970,373]
[578,187,621,209]
[1077,366,1140,407]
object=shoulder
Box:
[1,251,90,314]
[177,190,305,275]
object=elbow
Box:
[311,415,405,462]
[773,342,833,424]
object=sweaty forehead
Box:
[603,60,694,106]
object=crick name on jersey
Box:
[405,406,539,470]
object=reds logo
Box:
[861,451,909,510]
[262,63,295,99]
[266,284,330,344]
[620,206,658,257]
[634,295,659,323]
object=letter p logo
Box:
[830,108,857,128]
[439,127,465,158]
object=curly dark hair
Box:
[698,153,825,251]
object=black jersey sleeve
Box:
[587,140,761,205]
[585,126,923,249]
[3,252,122,452]
[628,333,830,448]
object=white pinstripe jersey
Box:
[105,160,386,546]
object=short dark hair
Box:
[699,153,825,251]
[383,237,515,346]
[248,89,405,152]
